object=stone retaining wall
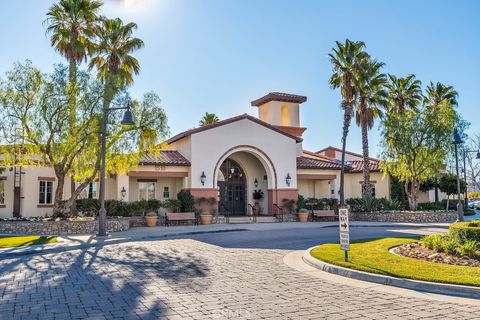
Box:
[350,211,457,223]
[0,218,130,235]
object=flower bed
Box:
[350,211,457,223]
[0,218,130,235]
[395,242,480,267]
[393,221,480,267]
[310,237,480,287]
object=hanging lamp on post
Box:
[97,100,135,237]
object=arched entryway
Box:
[217,159,246,215]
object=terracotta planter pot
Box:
[200,215,212,225]
[297,212,309,222]
[145,216,158,227]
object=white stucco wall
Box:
[0,166,72,218]
[344,172,390,199]
[188,118,299,191]
[257,101,301,127]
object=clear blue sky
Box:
[1,0,478,155]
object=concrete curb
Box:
[303,246,480,299]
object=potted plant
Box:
[252,189,264,215]
[200,211,212,225]
[298,208,309,222]
[144,212,158,227]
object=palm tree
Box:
[89,17,144,110]
[199,112,219,126]
[423,81,458,202]
[424,82,458,108]
[45,0,102,125]
[385,74,422,113]
[329,39,369,207]
[354,59,388,197]
[45,0,102,214]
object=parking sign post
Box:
[338,208,350,262]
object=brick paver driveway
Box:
[0,239,479,320]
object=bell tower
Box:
[250,92,307,138]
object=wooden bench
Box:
[165,212,199,226]
[312,210,336,221]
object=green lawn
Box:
[0,236,57,249]
[311,237,480,287]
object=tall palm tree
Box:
[329,39,369,207]
[424,82,458,108]
[354,59,388,197]
[385,74,422,113]
[45,0,102,213]
[45,0,102,125]
[89,17,144,110]
[423,81,458,202]
[199,112,219,126]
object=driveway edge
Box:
[303,246,480,298]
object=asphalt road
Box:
[166,224,449,250]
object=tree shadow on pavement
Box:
[0,239,211,319]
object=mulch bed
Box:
[394,242,480,267]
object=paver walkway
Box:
[0,238,479,319]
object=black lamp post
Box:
[462,149,480,210]
[97,101,135,237]
[452,128,464,222]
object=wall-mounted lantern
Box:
[254,178,258,188]
[200,171,206,186]
[121,187,127,199]
[286,173,292,187]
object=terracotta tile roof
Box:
[297,156,345,170]
[166,113,303,144]
[347,160,381,172]
[316,146,380,161]
[139,151,190,166]
[251,92,307,107]
[302,150,335,161]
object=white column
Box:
[117,174,130,202]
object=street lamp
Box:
[97,101,135,237]
[462,148,480,210]
[452,128,464,222]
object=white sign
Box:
[338,208,350,251]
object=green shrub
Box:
[282,198,296,213]
[422,234,445,251]
[417,202,444,211]
[456,240,479,258]
[76,199,99,216]
[75,199,164,217]
[164,199,182,213]
[297,195,306,210]
[449,221,480,243]
[443,238,459,255]
[177,191,195,212]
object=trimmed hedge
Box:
[449,220,480,243]
[75,199,163,217]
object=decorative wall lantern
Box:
[286,173,292,187]
[121,187,127,199]
[200,171,206,186]
[254,178,258,188]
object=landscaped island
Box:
[310,235,480,287]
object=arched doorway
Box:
[218,159,246,215]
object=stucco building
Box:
[0,92,400,218]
